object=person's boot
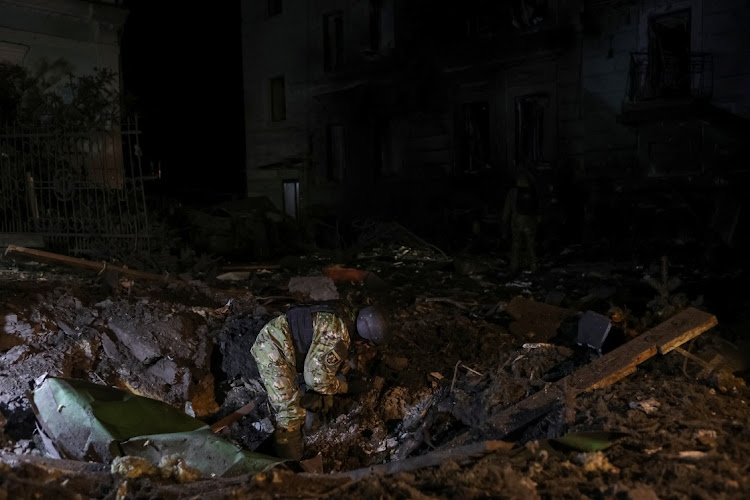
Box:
[273,427,303,460]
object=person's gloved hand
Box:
[300,391,323,412]
[273,427,303,461]
[300,392,334,412]
[346,371,371,394]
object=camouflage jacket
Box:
[254,310,353,395]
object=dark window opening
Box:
[369,0,382,51]
[282,179,299,220]
[324,12,344,72]
[515,95,547,166]
[326,124,346,181]
[511,0,548,30]
[268,0,282,17]
[647,10,691,98]
[270,76,286,122]
[461,101,491,173]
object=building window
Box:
[326,124,346,181]
[268,0,282,17]
[511,0,548,30]
[515,94,548,166]
[369,0,382,51]
[323,12,344,72]
[647,10,691,98]
[282,180,299,220]
[270,76,286,122]
[462,101,491,173]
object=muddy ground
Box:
[1,229,749,499]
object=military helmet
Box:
[516,170,533,187]
[356,306,389,345]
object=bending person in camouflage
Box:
[250,303,388,460]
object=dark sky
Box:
[119,1,246,200]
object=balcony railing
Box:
[625,51,713,102]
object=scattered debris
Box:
[676,450,710,460]
[210,400,258,433]
[505,296,577,342]
[0,239,746,498]
[30,377,283,478]
[287,275,339,301]
[576,451,620,473]
[333,440,515,480]
[629,398,661,415]
[216,271,251,281]
[5,245,175,284]
[576,310,612,355]
[445,307,718,446]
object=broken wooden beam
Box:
[445,307,718,448]
[209,400,257,433]
[220,264,281,272]
[324,440,514,481]
[566,307,717,392]
[4,245,175,283]
[0,233,45,249]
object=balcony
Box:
[619,51,713,124]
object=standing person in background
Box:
[502,170,541,274]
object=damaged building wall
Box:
[576,0,750,255]
[240,0,587,243]
[241,1,309,212]
[241,0,401,225]
[579,2,639,177]
[0,1,143,255]
[579,0,750,176]
[240,0,748,253]
[0,0,126,83]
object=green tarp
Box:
[30,376,284,478]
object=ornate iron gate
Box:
[0,116,150,256]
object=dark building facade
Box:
[241,0,749,255]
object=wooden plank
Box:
[0,233,45,248]
[656,309,719,354]
[444,307,717,449]
[4,245,174,283]
[209,400,257,433]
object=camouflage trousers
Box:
[510,214,539,273]
[250,316,305,432]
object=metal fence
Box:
[626,51,713,102]
[0,116,150,256]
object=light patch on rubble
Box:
[4,314,18,333]
[1,345,31,366]
[252,417,274,433]
[112,456,157,478]
[694,429,717,447]
[307,413,360,451]
[158,455,202,482]
[381,386,410,422]
[76,338,96,359]
[401,389,435,431]
[629,398,661,414]
[577,451,620,473]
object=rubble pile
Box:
[0,242,748,498]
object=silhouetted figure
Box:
[502,170,541,274]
